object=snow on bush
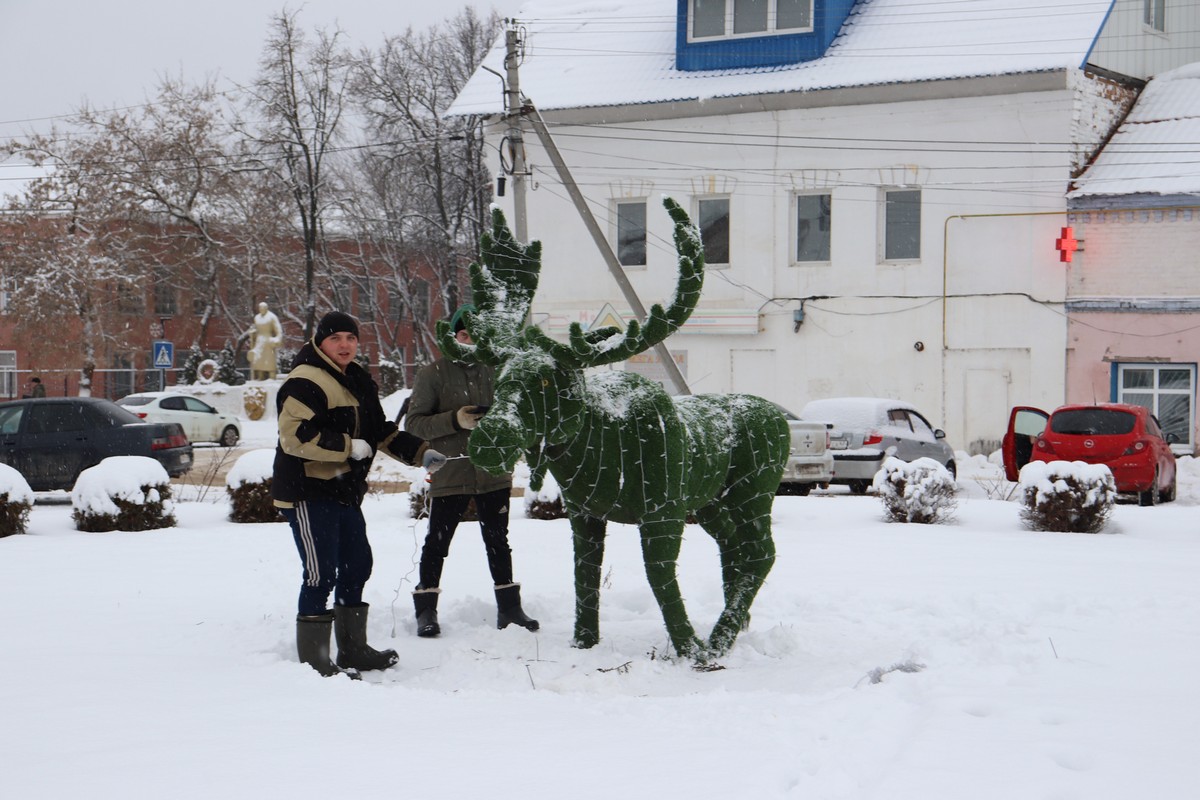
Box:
[524,468,566,520]
[226,449,283,523]
[71,456,176,532]
[408,474,477,521]
[1018,460,1115,534]
[873,456,958,524]
[0,463,35,537]
[409,476,430,519]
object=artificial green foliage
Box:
[449,198,789,661]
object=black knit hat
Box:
[314,311,359,346]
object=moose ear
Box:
[435,319,475,363]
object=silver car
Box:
[800,397,956,494]
[774,403,833,495]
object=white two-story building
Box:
[451,0,1200,453]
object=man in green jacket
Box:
[274,310,446,677]
[404,305,538,638]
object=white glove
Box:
[456,405,485,430]
[349,438,373,460]
[422,449,448,474]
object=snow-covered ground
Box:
[3,420,1200,798]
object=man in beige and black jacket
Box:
[273,310,446,677]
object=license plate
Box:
[830,440,848,450]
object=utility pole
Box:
[497,21,690,395]
[525,105,691,396]
[503,26,529,243]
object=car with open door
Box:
[1002,403,1177,506]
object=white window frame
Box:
[1143,0,1166,33]
[0,351,15,398]
[695,195,732,268]
[792,191,832,264]
[1116,362,1195,453]
[880,187,922,262]
[613,198,648,269]
[689,0,815,41]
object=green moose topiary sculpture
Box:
[440,198,789,662]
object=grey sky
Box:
[0,0,519,137]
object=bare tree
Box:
[347,8,502,363]
[238,8,352,338]
[72,77,247,347]
[2,129,148,394]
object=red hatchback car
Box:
[1002,403,1178,506]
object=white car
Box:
[774,403,834,495]
[117,392,241,447]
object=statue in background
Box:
[248,301,283,380]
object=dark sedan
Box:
[0,397,193,491]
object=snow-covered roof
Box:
[449,0,1115,117]
[1070,62,1200,200]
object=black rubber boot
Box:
[297,613,361,679]
[495,583,539,632]
[333,604,399,671]
[413,588,441,638]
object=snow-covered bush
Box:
[409,477,430,519]
[0,464,35,537]
[408,475,477,520]
[524,468,566,520]
[71,457,176,532]
[873,456,958,524]
[226,449,283,523]
[1019,460,1115,534]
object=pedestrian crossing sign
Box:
[152,341,174,369]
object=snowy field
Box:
[3,424,1200,798]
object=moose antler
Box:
[444,198,703,368]
[522,197,704,369]
[564,197,703,368]
[436,206,542,364]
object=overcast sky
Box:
[0,0,521,189]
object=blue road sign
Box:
[152,341,174,369]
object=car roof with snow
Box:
[800,397,919,428]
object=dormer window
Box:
[691,0,814,40]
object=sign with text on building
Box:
[152,341,174,369]
[626,350,688,391]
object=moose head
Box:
[438,198,789,661]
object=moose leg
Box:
[570,514,606,649]
[639,520,705,660]
[696,495,777,657]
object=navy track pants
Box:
[283,500,372,616]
